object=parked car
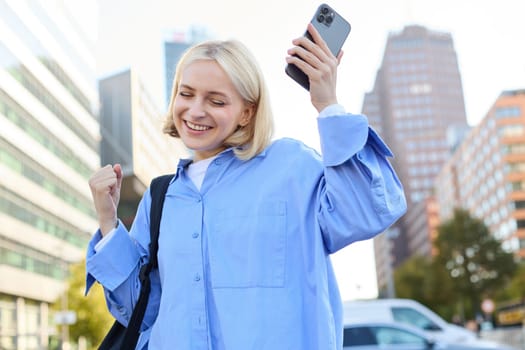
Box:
[343,321,517,350]
[343,298,476,344]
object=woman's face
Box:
[173,59,252,161]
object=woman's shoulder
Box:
[264,137,321,162]
[269,137,315,151]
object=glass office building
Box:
[0,1,99,348]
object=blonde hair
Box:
[163,40,274,160]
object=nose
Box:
[188,99,206,118]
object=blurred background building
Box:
[363,25,470,297]
[0,0,99,348]
[99,68,189,228]
[436,89,525,258]
[0,1,191,348]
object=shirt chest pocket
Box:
[209,200,287,288]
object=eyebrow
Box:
[179,84,230,98]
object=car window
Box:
[374,326,427,345]
[343,326,377,346]
[391,307,442,331]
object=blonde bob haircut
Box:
[163,40,274,161]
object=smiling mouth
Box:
[186,120,212,131]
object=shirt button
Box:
[214,158,222,165]
[192,232,199,239]
[194,274,201,282]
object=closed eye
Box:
[179,91,192,97]
[210,99,225,106]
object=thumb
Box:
[114,163,123,191]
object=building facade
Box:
[99,69,189,227]
[0,0,99,348]
[362,25,469,296]
[436,90,525,258]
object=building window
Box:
[0,186,89,248]
[517,219,525,229]
[0,141,95,217]
[515,200,525,209]
[503,144,525,155]
[0,43,98,152]
[511,181,525,191]
[499,124,524,137]
[495,106,521,118]
[0,90,93,179]
[0,240,67,280]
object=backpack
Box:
[98,174,173,350]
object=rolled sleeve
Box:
[318,104,346,118]
[86,225,141,292]
[317,114,369,166]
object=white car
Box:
[343,321,517,350]
[343,298,476,344]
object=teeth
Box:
[186,121,211,131]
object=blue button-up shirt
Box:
[86,112,406,349]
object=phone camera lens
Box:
[326,15,333,24]
[321,7,329,14]
[317,14,325,23]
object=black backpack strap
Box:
[145,174,173,270]
[120,174,174,349]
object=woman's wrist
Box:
[100,218,118,236]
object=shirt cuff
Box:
[318,104,346,118]
[94,220,120,252]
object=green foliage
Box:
[494,262,525,302]
[394,255,433,303]
[52,259,114,349]
[394,255,456,321]
[392,208,517,323]
[433,208,517,319]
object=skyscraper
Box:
[0,1,99,348]
[363,25,469,296]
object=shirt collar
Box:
[175,144,269,175]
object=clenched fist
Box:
[88,164,123,235]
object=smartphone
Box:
[285,3,351,90]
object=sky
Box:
[92,0,525,300]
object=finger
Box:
[114,163,123,190]
[291,37,326,65]
[287,45,320,70]
[89,165,113,189]
[306,23,332,57]
[285,54,316,78]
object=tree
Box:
[394,255,457,321]
[495,262,525,301]
[52,259,114,349]
[433,208,517,320]
[394,255,433,304]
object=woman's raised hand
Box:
[88,164,123,235]
[286,23,343,113]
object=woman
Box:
[86,24,406,349]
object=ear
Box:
[239,103,255,127]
